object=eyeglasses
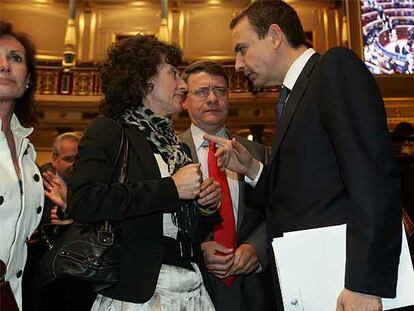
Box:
[189,86,229,99]
[59,155,76,163]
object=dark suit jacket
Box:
[179,128,274,310]
[68,116,183,303]
[247,48,402,298]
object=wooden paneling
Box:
[0,2,68,59]
[179,2,248,61]
[94,4,161,60]
[0,0,341,61]
[0,0,412,152]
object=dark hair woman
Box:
[68,35,220,310]
[0,21,43,310]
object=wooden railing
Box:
[35,63,279,96]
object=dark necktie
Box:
[276,85,291,121]
[208,141,237,287]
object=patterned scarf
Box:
[121,106,198,244]
[122,106,192,174]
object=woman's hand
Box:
[197,177,221,211]
[172,163,202,199]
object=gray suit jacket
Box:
[179,128,269,267]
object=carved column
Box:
[63,0,77,68]
[158,0,170,42]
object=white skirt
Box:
[91,263,215,311]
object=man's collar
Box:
[190,124,226,150]
[283,48,316,90]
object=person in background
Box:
[45,132,80,178]
[206,1,401,310]
[23,131,96,311]
[179,60,274,310]
[41,132,81,222]
[68,35,220,310]
[0,20,43,310]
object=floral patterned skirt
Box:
[91,263,215,311]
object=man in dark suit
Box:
[206,1,402,310]
[179,61,274,310]
[41,132,81,223]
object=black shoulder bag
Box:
[40,123,128,292]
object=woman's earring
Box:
[25,81,30,89]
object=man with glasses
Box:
[48,132,79,183]
[179,61,274,311]
[35,132,81,223]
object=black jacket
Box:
[68,116,183,303]
[247,48,402,298]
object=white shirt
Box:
[283,48,316,91]
[154,154,179,239]
[0,114,44,310]
[247,48,316,186]
[190,124,240,224]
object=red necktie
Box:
[208,141,237,287]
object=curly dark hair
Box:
[99,35,183,119]
[0,21,37,127]
[230,0,306,48]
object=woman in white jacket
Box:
[0,21,43,310]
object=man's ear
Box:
[267,24,283,50]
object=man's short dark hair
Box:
[230,0,306,48]
[182,60,228,86]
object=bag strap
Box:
[104,121,129,230]
[118,125,129,184]
[110,121,129,184]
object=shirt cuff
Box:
[244,162,264,187]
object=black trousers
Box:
[207,272,276,311]
[23,242,96,311]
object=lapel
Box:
[270,53,320,161]
[179,128,199,163]
[233,135,247,231]
[124,124,161,179]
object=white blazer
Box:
[0,114,43,310]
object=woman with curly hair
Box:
[0,21,43,310]
[68,35,220,310]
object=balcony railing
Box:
[35,63,279,96]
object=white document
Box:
[272,224,414,311]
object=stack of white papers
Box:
[272,224,414,311]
